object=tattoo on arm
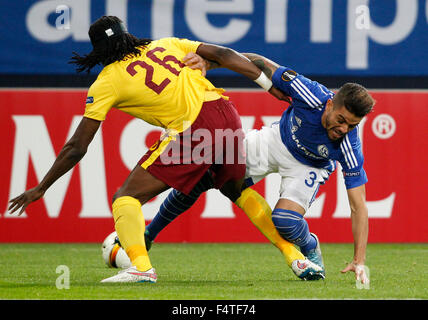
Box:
[253,59,272,78]
[242,53,279,80]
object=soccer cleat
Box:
[291,259,325,281]
[306,233,325,277]
[144,230,153,252]
[100,266,157,283]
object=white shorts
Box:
[244,122,331,212]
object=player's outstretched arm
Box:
[8,117,101,216]
[341,184,369,284]
[196,43,264,82]
[241,53,291,102]
[184,48,290,102]
[184,50,280,79]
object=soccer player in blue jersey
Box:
[143,52,374,284]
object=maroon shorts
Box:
[138,98,246,195]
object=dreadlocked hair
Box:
[69,16,152,73]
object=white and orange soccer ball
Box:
[101,231,132,269]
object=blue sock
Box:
[146,172,213,241]
[271,208,317,256]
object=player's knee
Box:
[112,186,132,204]
[220,180,243,202]
[112,188,147,206]
[271,208,307,243]
[112,190,122,204]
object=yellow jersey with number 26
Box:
[84,37,227,133]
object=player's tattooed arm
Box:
[183,49,289,102]
[184,51,279,76]
[241,53,280,80]
[242,53,291,103]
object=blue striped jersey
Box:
[272,66,367,189]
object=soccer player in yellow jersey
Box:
[7,15,296,283]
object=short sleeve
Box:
[343,167,368,189]
[169,37,202,54]
[338,129,368,189]
[84,76,117,121]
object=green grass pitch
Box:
[0,243,426,300]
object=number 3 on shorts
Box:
[305,171,317,188]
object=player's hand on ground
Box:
[341,262,370,285]
[268,86,291,103]
[8,186,45,216]
[183,52,207,76]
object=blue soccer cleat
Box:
[305,233,325,277]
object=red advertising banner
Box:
[1,89,427,243]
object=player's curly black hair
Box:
[69,16,152,73]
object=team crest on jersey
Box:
[317,144,329,158]
[281,69,297,82]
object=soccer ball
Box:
[101,231,132,269]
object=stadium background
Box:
[1,0,427,244]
